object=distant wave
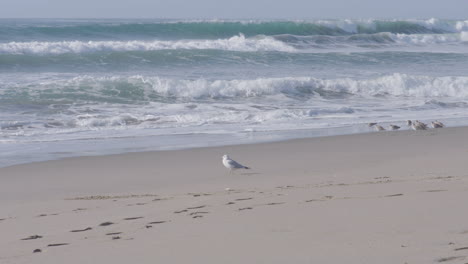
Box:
[1,18,468,42]
[1,32,467,55]
[3,74,468,105]
[0,35,294,54]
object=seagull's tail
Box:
[244,166,250,169]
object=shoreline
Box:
[2,118,467,169]
[2,126,468,263]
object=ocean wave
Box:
[2,19,468,42]
[3,74,468,105]
[275,32,467,49]
[1,32,467,55]
[0,35,295,54]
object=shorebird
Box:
[368,122,377,127]
[431,121,444,128]
[374,125,385,131]
[411,120,427,130]
[389,125,400,130]
[222,154,250,174]
[406,120,412,126]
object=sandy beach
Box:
[1,127,468,263]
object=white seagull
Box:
[222,154,250,174]
[389,125,400,130]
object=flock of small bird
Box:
[368,120,445,131]
[222,120,447,173]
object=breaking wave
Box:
[3,74,468,105]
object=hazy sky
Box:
[1,0,467,19]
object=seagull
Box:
[431,121,444,128]
[374,125,385,131]
[406,120,412,126]
[368,122,377,127]
[222,154,250,174]
[411,120,427,130]
[389,125,400,130]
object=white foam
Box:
[0,34,295,55]
[6,74,468,100]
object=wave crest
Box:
[3,74,468,105]
[0,34,295,55]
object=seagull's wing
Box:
[227,159,248,169]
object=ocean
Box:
[1,18,468,167]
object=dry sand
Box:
[1,127,468,263]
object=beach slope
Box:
[1,127,468,263]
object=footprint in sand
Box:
[148,221,168,225]
[174,209,188,214]
[238,207,253,211]
[226,202,235,205]
[192,215,203,219]
[123,217,144,221]
[21,235,43,240]
[99,221,115,227]
[264,202,284,206]
[304,199,323,203]
[106,232,122,236]
[48,243,69,247]
[454,247,468,251]
[189,212,209,216]
[70,227,92,233]
[437,256,465,262]
[235,198,253,201]
[188,193,212,197]
[424,190,448,193]
[384,193,404,197]
[187,205,207,210]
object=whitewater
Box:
[1,18,468,167]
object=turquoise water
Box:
[1,18,468,167]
